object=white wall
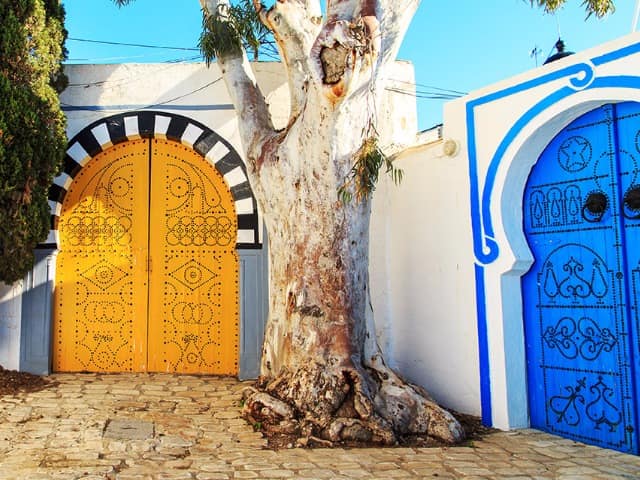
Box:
[0,282,23,370]
[372,32,640,427]
[61,61,417,156]
[62,63,286,157]
[370,136,481,416]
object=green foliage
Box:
[229,0,272,61]
[338,137,403,204]
[200,4,244,64]
[114,1,272,61]
[530,0,616,18]
[0,0,67,283]
[199,1,273,63]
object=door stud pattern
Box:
[54,140,148,372]
[54,139,239,374]
[523,103,640,454]
[148,139,238,374]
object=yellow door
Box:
[147,139,238,374]
[53,139,239,374]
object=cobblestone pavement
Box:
[1,373,640,479]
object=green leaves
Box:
[338,137,403,204]
[199,4,244,64]
[113,1,273,61]
[529,0,616,18]
[230,0,271,61]
[0,0,67,282]
[199,1,273,63]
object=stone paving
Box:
[1,373,640,479]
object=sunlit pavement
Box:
[1,373,639,479]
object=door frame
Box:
[45,111,266,378]
[46,111,260,250]
[464,66,640,429]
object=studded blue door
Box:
[523,102,640,454]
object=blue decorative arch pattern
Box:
[44,111,260,249]
[465,40,640,427]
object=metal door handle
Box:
[582,191,608,223]
[623,186,640,220]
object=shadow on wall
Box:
[0,282,23,370]
[0,251,56,375]
[60,62,292,151]
[20,250,56,375]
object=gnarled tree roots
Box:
[242,362,465,448]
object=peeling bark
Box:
[199,0,464,446]
[320,43,350,84]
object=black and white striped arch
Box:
[44,111,260,249]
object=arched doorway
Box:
[522,101,640,453]
[53,137,240,374]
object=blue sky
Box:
[62,1,638,130]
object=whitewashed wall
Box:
[0,282,23,371]
[62,63,286,155]
[62,61,417,157]
[371,32,640,428]
[370,133,481,417]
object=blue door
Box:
[523,102,640,454]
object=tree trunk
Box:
[199,0,464,446]
[242,100,463,446]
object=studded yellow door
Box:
[53,138,239,374]
[147,139,239,374]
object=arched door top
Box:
[46,111,260,249]
[522,102,640,454]
[53,138,241,374]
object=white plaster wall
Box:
[62,62,286,158]
[62,61,417,156]
[0,282,23,370]
[370,138,481,416]
[377,61,419,147]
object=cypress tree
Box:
[0,0,67,283]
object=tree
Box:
[0,0,67,283]
[530,0,615,18]
[114,0,616,445]
[194,0,466,446]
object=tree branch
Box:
[377,0,420,66]
[255,1,323,124]
[309,0,383,103]
[199,0,275,169]
[326,0,360,19]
